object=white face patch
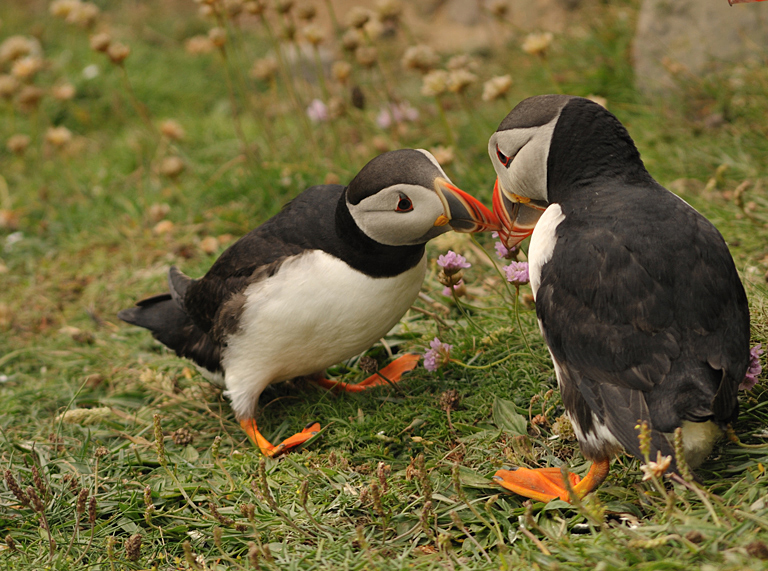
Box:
[528,203,565,298]
[488,116,559,203]
[347,183,448,246]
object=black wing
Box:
[183,185,344,340]
[537,183,750,464]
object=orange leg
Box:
[493,458,610,503]
[240,418,320,457]
[313,353,421,393]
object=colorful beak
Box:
[435,178,500,233]
[492,179,547,248]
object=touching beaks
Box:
[492,178,546,248]
[434,178,501,233]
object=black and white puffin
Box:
[119,149,499,456]
[487,95,750,502]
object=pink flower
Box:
[442,279,465,297]
[437,251,471,274]
[306,99,328,122]
[376,101,419,129]
[503,261,529,285]
[492,231,516,259]
[423,337,452,372]
[740,344,764,391]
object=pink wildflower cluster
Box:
[423,337,452,372]
[740,344,763,391]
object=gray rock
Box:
[634,0,768,93]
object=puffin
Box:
[487,95,750,502]
[119,149,499,456]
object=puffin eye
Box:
[496,144,512,168]
[396,195,413,212]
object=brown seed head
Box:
[341,28,364,52]
[45,126,73,148]
[6,134,30,155]
[302,23,325,46]
[296,1,316,20]
[89,32,111,53]
[0,36,38,63]
[208,27,227,47]
[106,42,130,64]
[402,44,438,73]
[159,119,185,141]
[355,46,377,68]
[250,56,278,81]
[76,488,88,515]
[0,75,19,99]
[125,533,142,562]
[185,35,216,55]
[52,82,76,101]
[172,426,194,446]
[4,470,30,507]
[275,0,294,14]
[331,60,352,83]
[160,156,185,178]
[11,56,44,80]
[245,0,266,15]
[346,6,371,29]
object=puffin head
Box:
[345,149,500,247]
[489,94,649,249]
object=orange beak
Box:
[492,178,546,248]
[435,178,500,233]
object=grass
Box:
[2,0,768,569]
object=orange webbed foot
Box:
[314,353,421,393]
[493,459,610,503]
[240,419,321,457]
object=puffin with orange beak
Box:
[119,149,499,456]
[488,95,750,502]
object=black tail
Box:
[118,293,222,374]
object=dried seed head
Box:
[172,427,194,446]
[673,426,693,482]
[0,36,38,63]
[209,502,235,526]
[250,56,278,81]
[296,1,316,20]
[245,0,266,15]
[341,29,363,52]
[52,82,76,101]
[7,133,30,155]
[153,414,167,466]
[17,85,44,111]
[331,60,352,84]
[522,32,553,57]
[482,74,512,102]
[275,0,294,15]
[402,45,438,74]
[76,488,88,515]
[377,0,402,21]
[358,356,378,374]
[446,69,477,94]
[89,32,111,53]
[106,42,130,64]
[143,486,153,507]
[421,69,448,97]
[369,480,384,516]
[31,465,47,499]
[240,502,256,521]
[355,46,377,68]
[302,23,325,46]
[125,533,142,562]
[106,536,116,560]
[376,461,390,493]
[211,435,221,460]
[208,27,227,48]
[27,485,45,513]
[159,119,185,141]
[0,75,19,99]
[160,156,185,178]
[4,470,29,507]
[248,542,260,567]
[224,0,244,17]
[346,7,371,29]
[488,0,508,18]
[684,530,704,544]
[299,479,309,505]
[94,446,108,459]
[185,35,216,55]
[11,56,44,79]
[439,389,461,411]
[66,2,100,27]
[88,495,97,524]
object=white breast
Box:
[528,203,565,299]
[221,250,427,419]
